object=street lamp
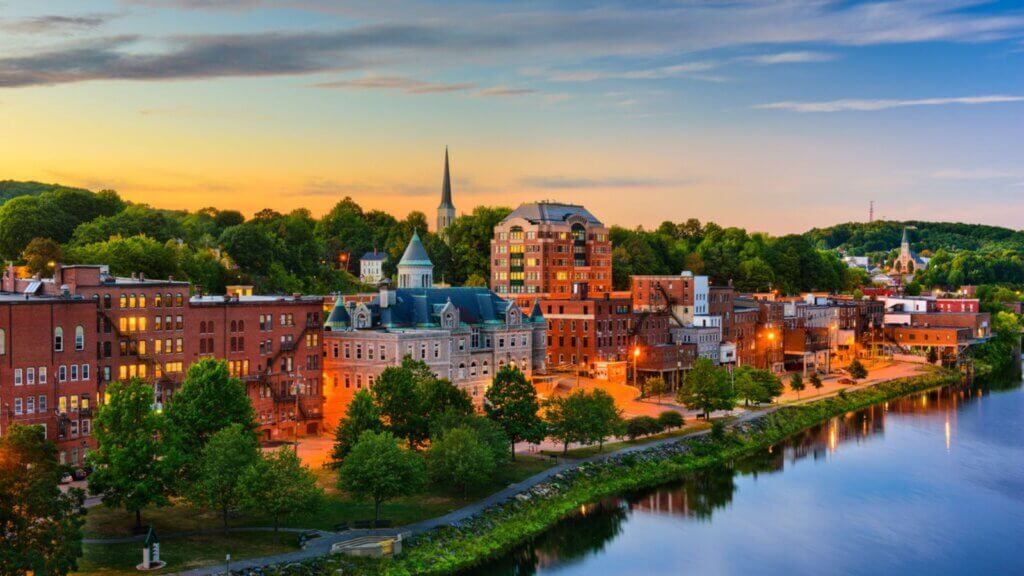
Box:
[632,345,641,392]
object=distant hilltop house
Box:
[359,251,387,285]
[892,226,929,278]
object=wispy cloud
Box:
[520,176,681,189]
[315,75,476,94]
[1,14,113,34]
[755,95,1024,113]
[535,62,720,83]
[474,86,538,97]
[742,51,837,65]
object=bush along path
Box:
[180,369,961,576]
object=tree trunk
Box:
[135,508,142,530]
[563,441,568,455]
[223,504,229,535]
[510,439,516,461]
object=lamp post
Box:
[632,345,641,392]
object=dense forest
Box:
[0,180,1019,295]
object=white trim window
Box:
[39,367,47,384]
[14,398,23,415]
[14,368,23,386]
[81,364,90,381]
[27,367,35,386]
[70,364,79,382]
[59,365,67,382]
[54,327,64,352]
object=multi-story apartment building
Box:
[630,271,708,324]
[2,263,326,441]
[671,325,721,363]
[490,202,612,296]
[0,294,97,467]
[188,293,325,441]
[709,285,737,340]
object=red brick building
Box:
[491,202,612,297]
[709,285,737,341]
[935,298,980,313]
[2,264,326,442]
[188,294,325,440]
[0,294,98,467]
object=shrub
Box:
[657,410,684,430]
[625,416,663,440]
[710,420,726,442]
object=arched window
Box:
[129,294,137,308]
[119,294,127,308]
[54,327,64,351]
[165,293,172,307]
[482,360,490,375]
[470,361,477,377]
[139,294,147,308]
[103,294,111,309]
[74,326,85,350]
[200,321,207,333]
[175,293,183,307]
[230,320,237,333]
[458,363,466,379]
[154,293,162,307]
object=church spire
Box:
[439,147,454,210]
[436,147,456,234]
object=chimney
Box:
[139,272,146,281]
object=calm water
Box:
[469,379,1024,576]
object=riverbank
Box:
[316,368,961,576]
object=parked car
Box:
[60,472,74,484]
[71,468,89,481]
[838,377,856,385]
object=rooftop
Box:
[504,202,603,226]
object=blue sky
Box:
[1,0,1022,232]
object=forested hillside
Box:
[0,180,1019,294]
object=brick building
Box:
[188,294,325,441]
[2,264,326,442]
[490,202,612,296]
[630,272,708,324]
[0,294,97,467]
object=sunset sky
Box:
[2,0,1023,233]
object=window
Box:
[176,338,183,353]
[39,367,47,384]
[39,395,47,412]
[139,294,146,308]
[27,367,35,385]
[54,327,64,351]
[70,395,79,411]
[75,325,85,350]
[175,293,183,307]
[0,328,4,355]
[119,294,127,308]
[103,294,111,309]
[14,368,22,386]
[70,364,79,381]
[14,398,22,415]
[82,364,90,381]
[58,365,67,382]
[81,419,91,436]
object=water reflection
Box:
[467,379,1023,576]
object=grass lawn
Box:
[75,532,300,575]
[540,421,712,459]
[84,456,555,538]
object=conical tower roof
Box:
[399,230,433,267]
[439,147,454,210]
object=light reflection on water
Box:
[465,379,1024,576]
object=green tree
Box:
[86,380,181,530]
[166,359,256,460]
[789,372,806,399]
[657,410,684,430]
[676,358,734,419]
[429,411,510,465]
[330,389,382,465]
[809,372,824,395]
[543,393,586,454]
[645,376,667,402]
[240,449,323,543]
[188,424,260,535]
[446,206,513,285]
[372,364,425,449]
[426,426,495,496]
[21,237,62,277]
[338,430,425,526]
[485,366,546,459]
[64,235,183,280]
[0,425,85,576]
[848,358,869,380]
[582,388,622,452]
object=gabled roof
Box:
[379,287,509,327]
[398,230,433,267]
[361,251,387,262]
[504,202,603,226]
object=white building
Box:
[359,251,387,285]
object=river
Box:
[467,378,1024,576]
